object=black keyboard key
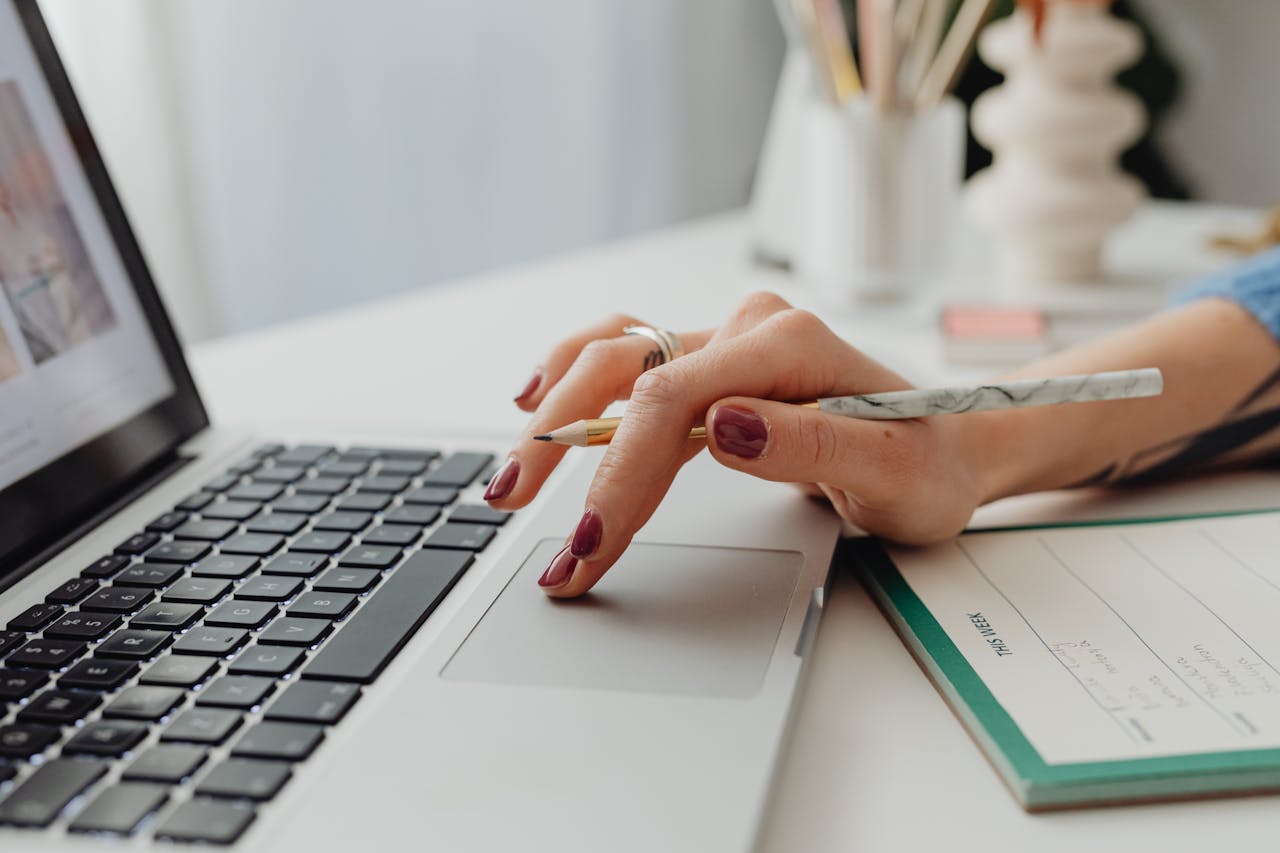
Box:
[382,504,441,527]
[163,708,242,745]
[373,458,428,476]
[45,577,98,605]
[220,533,285,557]
[359,523,421,547]
[316,460,367,478]
[115,531,161,556]
[449,504,513,526]
[146,510,190,533]
[291,531,350,553]
[68,782,167,836]
[304,550,472,683]
[401,486,458,506]
[173,519,238,541]
[227,482,283,503]
[201,500,260,522]
[287,592,357,620]
[232,720,323,761]
[259,553,327,578]
[176,491,216,512]
[335,492,390,512]
[116,562,184,588]
[18,689,101,723]
[145,540,212,564]
[60,658,137,690]
[422,523,496,552]
[164,576,231,604]
[140,654,217,687]
[313,567,380,593]
[229,645,304,677]
[0,723,60,758]
[131,602,203,631]
[198,758,291,801]
[265,681,359,725]
[197,675,275,709]
[98,629,172,660]
[125,744,207,783]
[80,554,130,579]
[6,639,86,669]
[271,494,329,514]
[313,510,372,533]
[293,476,349,496]
[0,631,24,657]
[0,758,106,827]
[254,465,305,484]
[155,799,255,845]
[235,575,303,602]
[103,685,185,720]
[173,626,248,657]
[373,446,437,462]
[81,585,155,613]
[204,473,241,492]
[244,512,307,535]
[423,452,492,487]
[356,474,410,494]
[47,608,119,640]
[192,554,259,579]
[63,720,149,757]
[337,544,401,569]
[207,600,276,629]
[254,443,286,458]
[276,444,332,466]
[7,603,63,632]
[258,617,330,647]
[0,668,48,701]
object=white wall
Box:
[40,0,784,339]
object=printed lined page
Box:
[889,513,1280,764]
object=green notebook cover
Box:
[850,536,1280,810]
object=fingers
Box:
[489,326,714,510]
[538,308,912,598]
[512,314,640,412]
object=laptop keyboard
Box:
[0,443,508,844]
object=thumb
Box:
[705,397,916,495]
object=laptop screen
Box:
[0,1,207,576]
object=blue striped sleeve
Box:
[1173,245,1280,342]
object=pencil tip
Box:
[533,434,551,442]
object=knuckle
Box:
[799,414,843,471]
[577,338,621,366]
[771,307,826,337]
[629,363,685,408]
[736,290,790,321]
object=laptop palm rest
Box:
[441,538,804,699]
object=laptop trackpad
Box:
[441,539,803,699]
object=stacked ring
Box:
[623,325,686,370]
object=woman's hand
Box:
[485,292,988,597]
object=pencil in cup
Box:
[533,368,1163,447]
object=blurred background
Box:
[36,0,1280,343]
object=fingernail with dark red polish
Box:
[483,457,520,502]
[514,369,543,403]
[538,545,577,589]
[570,509,602,558]
[712,405,768,459]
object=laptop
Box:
[0,2,841,849]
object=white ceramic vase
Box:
[965,2,1146,286]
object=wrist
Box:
[955,407,1028,506]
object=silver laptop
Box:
[0,2,841,849]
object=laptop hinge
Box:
[0,450,193,596]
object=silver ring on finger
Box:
[623,325,685,371]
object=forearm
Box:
[965,298,1280,503]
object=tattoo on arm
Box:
[1080,364,1280,486]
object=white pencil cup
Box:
[795,96,965,304]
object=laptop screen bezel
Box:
[0,0,209,577]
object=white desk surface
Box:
[191,201,1277,851]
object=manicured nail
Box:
[570,509,602,558]
[538,545,577,589]
[483,457,520,501]
[712,405,768,459]
[514,369,543,403]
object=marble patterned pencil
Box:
[534,368,1163,447]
